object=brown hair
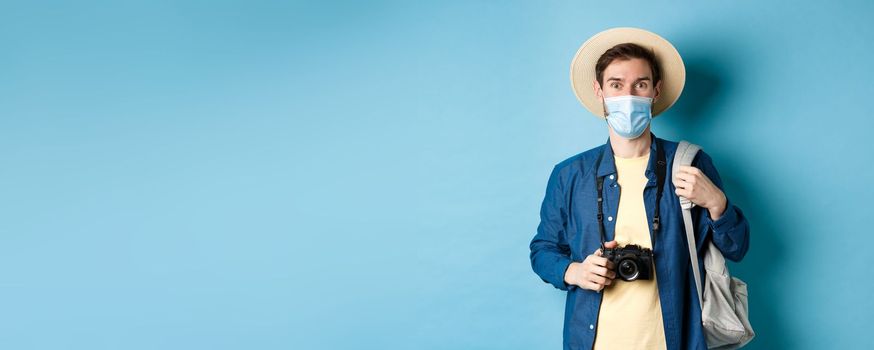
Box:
[595,43,661,86]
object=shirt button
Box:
[608,216,613,221]
[609,175,614,180]
[589,324,594,330]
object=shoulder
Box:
[670,139,720,177]
[550,144,603,181]
[660,137,717,168]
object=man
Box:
[529,28,750,350]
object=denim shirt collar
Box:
[596,132,660,184]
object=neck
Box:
[609,128,652,158]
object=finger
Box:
[593,266,616,279]
[675,188,692,198]
[675,172,697,184]
[581,277,601,291]
[592,266,608,277]
[589,256,610,267]
[587,281,604,292]
[588,274,608,286]
[603,240,619,249]
[678,181,695,192]
[678,165,701,175]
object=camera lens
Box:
[618,259,640,281]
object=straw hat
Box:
[570,27,686,119]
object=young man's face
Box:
[593,57,662,102]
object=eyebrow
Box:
[606,76,652,82]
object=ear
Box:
[653,79,663,103]
[592,79,603,100]
[594,79,610,117]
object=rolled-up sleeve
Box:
[529,164,575,291]
[693,151,751,262]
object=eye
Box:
[611,83,621,89]
[637,82,648,89]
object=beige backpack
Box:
[674,140,755,349]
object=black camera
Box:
[603,244,653,281]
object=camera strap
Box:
[595,135,666,251]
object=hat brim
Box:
[570,27,686,119]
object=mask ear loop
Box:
[601,96,609,119]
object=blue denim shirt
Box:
[529,133,750,350]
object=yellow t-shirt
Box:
[593,151,667,350]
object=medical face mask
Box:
[603,95,653,139]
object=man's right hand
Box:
[564,240,618,291]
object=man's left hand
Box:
[673,165,727,221]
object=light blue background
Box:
[1,1,872,349]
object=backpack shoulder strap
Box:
[673,140,704,308]
[673,141,701,210]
